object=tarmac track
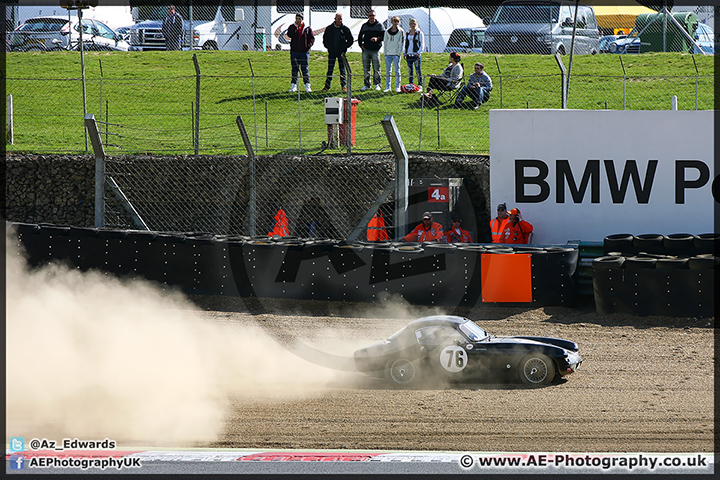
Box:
[203,304,714,454]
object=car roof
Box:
[407,315,469,329]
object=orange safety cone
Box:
[268,209,289,237]
[366,210,389,241]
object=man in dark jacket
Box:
[161,5,183,50]
[357,9,385,90]
[322,13,353,92]
[287,13,315,93]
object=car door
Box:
[415,326,475,379]
[94,21,121,50]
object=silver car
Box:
[10,16,129,52]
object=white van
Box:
[482,0,600,55]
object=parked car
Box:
[115,25,132,42]
[354,315,582,386]
[9,16,129,52]
[129,19,217,51]
[444,27,486,53]
[482,0,600,55]
[693,22,714,54]
[599,34,625,53]
[606,28,641,54]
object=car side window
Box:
[415,326,465,346]
[95,21,115,39]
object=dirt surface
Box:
[199,302,714,453]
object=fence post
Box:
[494,57,502,108]
[554,52,567,109]
[620,56,627,110]
[6,94,13,144]
[692,55,699,110]
[193,53,200,156]
[341,53,352,153]
[248,59,259,150]
[236,116,257,237]
[84,114,105,228]
[381,115,408,239]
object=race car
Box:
[354,315,582,386]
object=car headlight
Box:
[484,35,493,42]
[609,42,617,53]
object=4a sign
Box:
[428,186,449,203]
[489,110,714,244]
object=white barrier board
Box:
[489,109,715,245]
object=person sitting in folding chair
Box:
[454,62,492,110]
[426,52,463,95]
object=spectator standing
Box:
[358,9,384,91]
[445,213,473,243]
[489,203,509,243]
[427,52,463,92]
[501,208,534,244]
[454,62,492,110]
[403,211,446,242]
[287,13,315,93]
[403,18,424,91]
[322,13,354,92]
[162,5,183,51]
[382,16,404,93]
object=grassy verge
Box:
[4,50,714,155]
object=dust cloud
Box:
[5,229,342,447]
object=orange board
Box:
[481,253,533,303]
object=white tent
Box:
[388,7,485,53]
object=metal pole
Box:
[341,53,352,153]
[248,59,258,151]
[554,52,567,109]
[620,56,626,110]
[566,0,579,105]
[6,94,13,144]
[189,2,194,50]
[193,53,200,155]
[495,57,502,108]
[381,115,408,240]
[84,114,105,228]
[236,116,257,237]
[692,55,698,110]
[79,8,88,152]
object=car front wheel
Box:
[519,354,556,385]
[387,358,417,385]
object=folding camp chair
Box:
[428,63,464,105]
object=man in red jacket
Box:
[445,213,473,243]
[501,208,534,244]
[403,211,446,242]
[287,13,315,93]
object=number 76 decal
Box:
[440,346,468,372]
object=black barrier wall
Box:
[10,223,579,307]
[592,233,717,317]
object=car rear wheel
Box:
[519,354,555,385]
[387,358,417,385]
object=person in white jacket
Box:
[382,16,405,93]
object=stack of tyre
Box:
[592,233,718,317]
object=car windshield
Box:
[459,320,489,341]
[18,18,67,32]
[493,4,560,24]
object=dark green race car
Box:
[354,315,582,386]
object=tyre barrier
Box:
[8,222,579,308]
[604,232,718,257]
[592,253,715,317]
